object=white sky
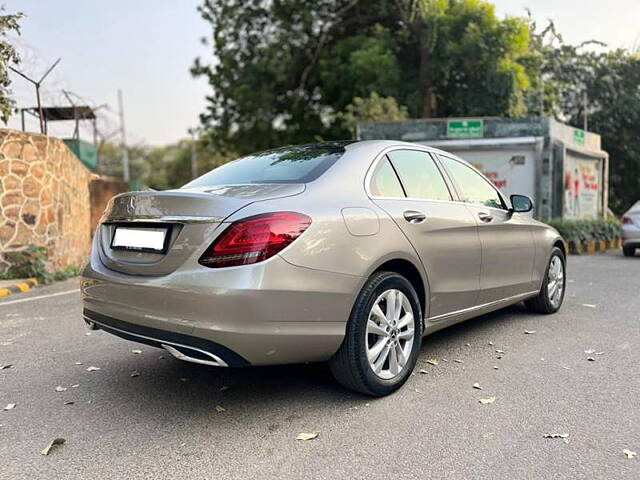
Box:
[4,1,639,146]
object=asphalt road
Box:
[1,251,639,479]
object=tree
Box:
[529,23,640,213]
[338,92,408,136]
[193,0,534,154]
[0,6,23,123]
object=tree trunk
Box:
[417,23,435,118]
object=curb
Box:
[0,278,39,297]
[568,238,622,255]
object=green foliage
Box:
[1,245,49,281]
[546,218,622,244]
[0,6,23,123]
[0,245,80,284]
[338,92,408,135]
[98,139,235,191]
[527,23,640,214]
[193,0,534,154]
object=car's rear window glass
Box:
[183,144,346,187]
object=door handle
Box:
[403,210,426,224]
[478,212,493,223]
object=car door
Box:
[436,154,537,304]
[369,149,481,318]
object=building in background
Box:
[358,117,609,220]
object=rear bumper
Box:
[81,252,362,366]
[622,225,640,246]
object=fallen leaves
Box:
[4,403,16,411]
[582,304,596,309]
[41,438,65,456]
[425,359,438,366]
[296,432,318,441]
[524,330,536,335]
[132,349,142,355]
[454,359,464,364]
[623,449,637,459]
[479,397,496,405]
[0,364,12,370]
[472,382,482,390]
[130,371,140,378]
[55,386,67,392]
[543,433,569,439]
[215,405,226,413]
[418,369,429,374]
[86,366,100,372]
[587,357,595,362]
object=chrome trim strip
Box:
[428,290,539,322]
[84,316,228,367]
[104,215,223,224]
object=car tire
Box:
[623,245,636,257]
[329,271,423,397]
[525,247,566,314]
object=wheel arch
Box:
[367,256,429,322]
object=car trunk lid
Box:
[97,184,305,276]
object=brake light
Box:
[198,212,311,268]
[622,216,633,225]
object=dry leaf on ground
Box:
[473,382,482,390]
[55,386,67,392]
[296,432,318,441]
[479,397,496,405]
[543,433,569,439]
[0,364,12,370]
[41,438,65,456]
[524,330,536,334]
[426,359,438,366]
[86,366,100,372]
[132,349,142,354]
[622,449,637,459]
[215,405,226,413]
[4,403,16,411]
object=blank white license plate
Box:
[112,226,168,252]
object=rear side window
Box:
[370,157,405,198]
[183,144,346,187]
[438,155,504,209]
[387,150,452,201]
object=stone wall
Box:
[0,129,94,270]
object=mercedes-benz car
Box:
[622,200,640,257]
[82,140,566,396]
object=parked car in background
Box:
[622,201,640,257]
[82,140,566,396]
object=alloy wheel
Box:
[547,255,564,308]
[366,289,416,380]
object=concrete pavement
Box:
[1,253,639,479]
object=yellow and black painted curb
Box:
[568,238,622,255]
[0,278,39,297]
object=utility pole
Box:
[117,89,130,183]
[188,127,198,180]
[583,90,589,132]
[9,58,61,134]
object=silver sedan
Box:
[622,200,640,257]
[82,140,566,396]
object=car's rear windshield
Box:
[183,144,347,187]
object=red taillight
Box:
[198,212,311,268]
[622,216,633,225]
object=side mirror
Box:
[510,194,533,213]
